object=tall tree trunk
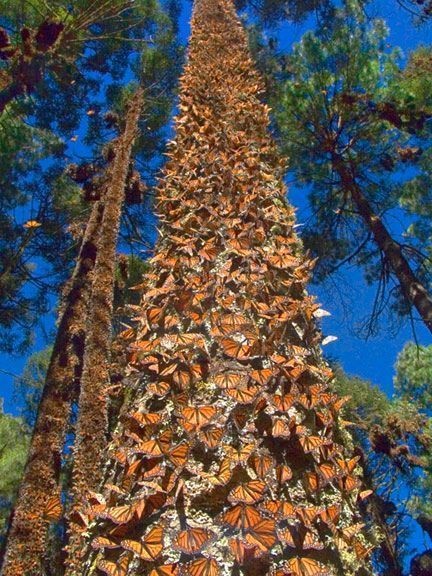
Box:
[64,88,143,572]
[1,200,104,576]
[66,2,373,575]
[332,153,432,334]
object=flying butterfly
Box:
[121,526,164,561]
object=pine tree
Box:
[1,199,103,576]
[66,1,374,575]
[65,88,144,572]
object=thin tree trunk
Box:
[66,2,373,575]
[332,153,432,334]
[1,200,104,576]
[64,88,143,572]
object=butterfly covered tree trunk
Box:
[68,1,375,575]
[1,200,104,576]
[65,88,144,572]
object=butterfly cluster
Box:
[75,1,374,575]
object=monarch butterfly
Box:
[285,557,330,576]
[229,480,266,505]
[98,556,129,576]
[225,385,260,404]
[130,437,167,458]
[319,504,340,528]
[223,443,255,464]
[213,372,244,389]
[129,412,162,428]
[149,564,179,576]
[278,526,324,551]
[268,252,300,269]
[173,526,215,554]
[121,526,164,561]
[201,458,232,486]
[353,538,374,559]
[337,474,359,493]
[260,500,295,520]
[271,418,292,438]
[248,453,274,478]
[229,538,259,563]
[222,504,263,530]
[199,426,224,449]
[334,456,360,475]
[168,442,189,467]
[339,523,365,543]
[199,242,219,262]
[147,307,165,325]
[245,518,277,552]
[295,505,323,526]
[23,220,42,229]
[181,405,217,432]
[138,458,165,480]
[275,464,293,484]
[43,494,62,522]
[250,368,274,385]
[220,338,251,360]
[101,502,139,525]
[270,394,296,412]
[91,536,119,549]
[299,435,331,454]
[186,557,220,576]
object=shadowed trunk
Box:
[332,153,432,334]
[1,200,104,576]
[64,2,374,575]
[64,88,143,572]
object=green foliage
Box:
[273,1,432,329]
[0,402,29,549]
[333,358,432,571]
[13,347,52,428]
[394,342,432,519]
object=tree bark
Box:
[331,153,432,334]
[1,200,103,576]
[65,2,373,575]
[64,88,143,572]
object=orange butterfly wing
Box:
[98,557,129,576]
[43,494,62,522]
[186,557,220,576]
[286,557,330,576]
[173,527,214,554]
[121,526,164,560]
[245,518,276,552]
[229,480,266,504]
[223,505,262,530]
[149,565,179,576]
